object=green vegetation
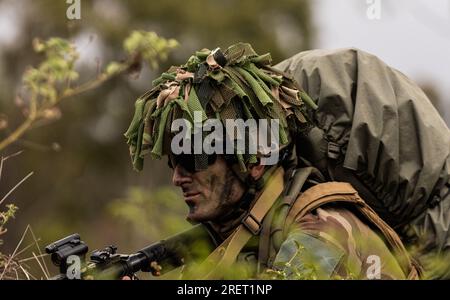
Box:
[0,30,178,279]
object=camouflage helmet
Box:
[124,42,317,172]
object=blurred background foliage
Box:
[0,0,313,277]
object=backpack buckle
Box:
[241,212,262,235]
[327,142,341,160]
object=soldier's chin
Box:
[186,208,210,223]
[186,207,200,223]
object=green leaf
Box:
[123,30,178,70]
[105,62,123,76]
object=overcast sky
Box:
[313,0,450,124]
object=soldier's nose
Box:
[172,165,193,187]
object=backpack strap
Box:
[258,166,324,269]
[284,181,421,279]
[191,167,285,279]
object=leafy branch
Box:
[0,30,178,152]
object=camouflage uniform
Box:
[273,205,406,279]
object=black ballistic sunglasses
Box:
[168,153,218,173]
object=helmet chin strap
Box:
[221,162,279,219]
[207,161,259,233]
[208,148,291,237]
[206,164,281,241]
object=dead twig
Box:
[32,251,49,280]
[0,171,34,205]
[0,224,30,280]
[0,150,24,183]
[29,226,49,278]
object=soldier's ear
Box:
[248,163,265,181]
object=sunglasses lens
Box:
[169,153,217,173]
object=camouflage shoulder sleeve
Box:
[273,205,407,279]
[273,229,344,279]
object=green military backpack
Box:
[275,48,450,249]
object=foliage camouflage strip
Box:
[124,43,317,172]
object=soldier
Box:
[124,43,420,279]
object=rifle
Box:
[45,224,217,280]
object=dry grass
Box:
[0,151,49,280]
